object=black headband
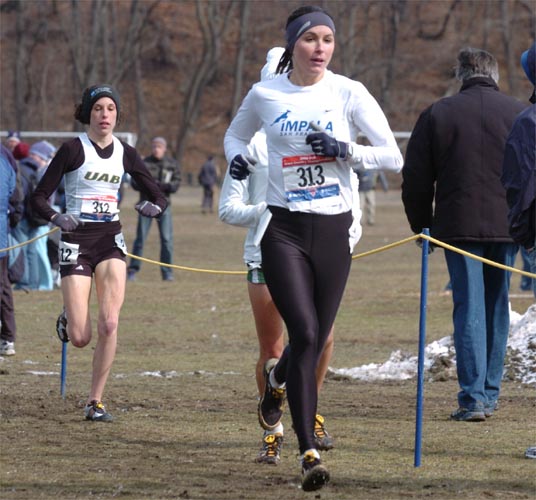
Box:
[79,84,120,124]
[285,12,336,52]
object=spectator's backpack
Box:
[20,169,48,227]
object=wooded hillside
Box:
[0,0,534,176]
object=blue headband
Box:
[285,12,336,52]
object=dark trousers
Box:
[201,185,215,212]
[0,256,16,342]
[261,206,352,453]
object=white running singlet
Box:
[64,133,124,222]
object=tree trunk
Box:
[230,1,251,118]
[175,0,236,162]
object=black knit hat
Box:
[78,84,120,124]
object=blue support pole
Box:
[414,228,430,467]
[60,342,67,399]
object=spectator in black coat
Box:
[402,47,526,422]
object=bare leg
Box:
[61,274,93,348]
[248,282,285,395]
[89,258,126,403]
[316,327,334,393]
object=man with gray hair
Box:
[401,47,526,422]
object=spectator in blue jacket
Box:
[501,41,536,461]
[12,141,57,291]
[501,42,535,299]
[0,151,17,355]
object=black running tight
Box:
[261,206,352,453]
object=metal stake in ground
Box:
[60,342,67,399]
[414,228,430,467]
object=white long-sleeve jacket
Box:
[219,130,363,268]
[224,70,403,215]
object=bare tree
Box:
[416,0,460,40]
[378,1,407,110]
[335,1,363,79]
[499,0,517,94]
[175,0,236,162]
[1,0,534,157]
[230,1,251,118]
[13,0,27,131]
[5,1,53,131]
[59,0,159,97]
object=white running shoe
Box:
[0,340,15,356]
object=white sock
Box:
[264,423,284,436]
[269,369,286,389]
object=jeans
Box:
[444,242,517,410]
[128,206,173,278]
[11,220,53,291]
[519,245,535,292]
[527,236,536,298]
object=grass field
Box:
[1,185,534,499]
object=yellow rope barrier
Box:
[1,227,535,279]
[419,234,536,279]
[125,253,246,275]
[4,226,59,251]
[351,234,420,260]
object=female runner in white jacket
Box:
[224,5,402,491]
[220,47,364,466]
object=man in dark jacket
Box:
[402,47,526,422]
[128,137,181,281]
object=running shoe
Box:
[84,400,113,422]
[525,446,536,459]
[450,407,485,422]
[255,432,283,465]
[0,340,15,356]
[314,414,334,450]
[55,308,69,343]
[301,450,330,492]
[258,358,286,430]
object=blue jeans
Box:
[444,242,517,410]
[527,237,536,298]
[12,220,53,291]
[128,206,173,278]
[519,246,534,291]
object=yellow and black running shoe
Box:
[255,432,283,465]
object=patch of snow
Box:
[329,304,536,385]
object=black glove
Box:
[416,238,435,254]
[135,201,162,218]
[305,132,348,159]
[229,154,257,181]
[53,214,81,232]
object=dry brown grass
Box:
[1,186,534,499]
